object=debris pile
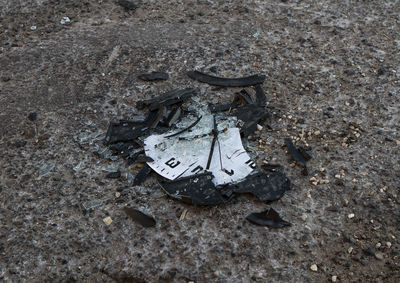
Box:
[100,70,306,227]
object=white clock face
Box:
[144,109,255,186]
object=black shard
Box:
[254,84,267,106]
[208,101,239,113]
[27,112,38,121]
[261,163,283,172]
[104,122,147,145]
[284,138,310,175]
[236,89,254,104]
[228,171,290,201]
[157,172,228,206]
[246,208,291,228]
[187,70,266,87]
[138,72,169,81]
[133,164,152,186]
[106,171,121,179]
[118,0,138,10]
[123,207,156,227]
[136,88,196,111]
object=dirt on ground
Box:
[0,0,399,282]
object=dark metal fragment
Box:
[157,172,228,206]
[138,71,169,81]
[246,208,291,227]
[228,171,290,201]
[187,70,266,87]
[133,164,152,186]
[123,207,156,227]
[118,0,138,10]
[106,171,121,179]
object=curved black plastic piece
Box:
[165,115,202,138]
[188,70,265,87]
[246,208,291,227]
[284,138,307,167]
[123,207,156,227]
[138,72,169,81]
[157,172,228,206]
[133,164,152,186]
[228,171,290,201]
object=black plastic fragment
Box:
[255,84,266,106]
[246,208,291,227]
[135,155,154,163]
[284,138,307,167]
[138,71,169,81]
[234,104,269,137]
[126,149,145,165]
[206,116,218,169]
[157,172,228,205]
[27,112,38,121]
[104,122,147,145]
[118,0,138,10]
[228,171,290,201]
[261,164,283,172]
[298,146,312,161]
[236,89,254,104]
[137,88,196,111]
[209,101,239,113]
[133,164,152,186]
[187,70,266,87]
[123,207,156,227]
[106,171,121,179]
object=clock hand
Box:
[206,115,218,170]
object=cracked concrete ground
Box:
[0,0,399,282]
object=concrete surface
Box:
[0,0,399,282]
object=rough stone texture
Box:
[1,0,399,282]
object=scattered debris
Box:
[106,171,121,179]
[101,70,297,225]
[123,207,156,227]
[138,72,169,81]
[103,216,113,225]
[118,0,138,10]
[310,264,318,272]
[60,16,70,25]
[246,208,291,227]
[187,70,266,87]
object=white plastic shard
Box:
[144,108,255,186]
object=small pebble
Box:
[310,264,318,272]
[375,242,381,249]
[386,242,392,248]
[103,216,112,225]
[348,247,353,254]
[331,275,337,282]
[30,26,36,31]
[375,252,384,260]
[301,214,307,221]
[348,213,355,219]
[60,16,71,25]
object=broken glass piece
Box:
[164,107,181,127]
[133,164,152,186]
[246,208,291,227]
[138,72,169,81]
[82,199,104,213]
[37,162,55,179]
[106,171,121,179]
[123,207,156,227]
[284,138,308,174]
[255,84,267,106]
[228,171,290,201]
[118,0,138,10]
[187,70,266,87]
[157,173,228,205]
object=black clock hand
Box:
[206,115,218,170]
